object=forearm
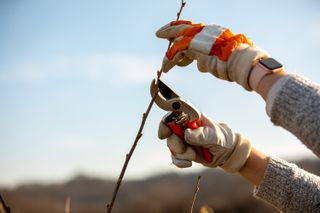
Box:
[238,148,320,212]
[238,148,268,187]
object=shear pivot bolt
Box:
[172,102,181,110]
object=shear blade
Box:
[157,79,179,100]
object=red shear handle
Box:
[166,119,213,163]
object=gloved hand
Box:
[158,114,252,173]
[156,20,269,91]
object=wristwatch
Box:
[249,57,283,91]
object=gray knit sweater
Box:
[254,74,320,212]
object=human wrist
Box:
[248,57,288,100]
[227,45,269,91]
[239,148,268,187]
[257,70,288,100]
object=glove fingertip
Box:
[155,23,172,38]
[158,122,172,139]
[176,56,193,67]
[161,57,174,73]
[167,134,186,154]
[184,127,212,147]
[172,156,192,168]
[156,22,195,39]
[184,128,199,145]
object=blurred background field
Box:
[1,159,319,213]
[1,0,320,212]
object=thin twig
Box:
[0,193,11,213]
[64,196,71,213]
[106,2,187,212]
[158,0,186,78]
[176,0,186,21]
[190,176,201,213]
[106,89,158,213]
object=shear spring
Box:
[173,112,189,125]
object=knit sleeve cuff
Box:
[266,74,320,157]
[253,156,320,212]
[253,157,296,210]
[265,75,290,117]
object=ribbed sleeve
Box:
[255,74,320,212]
[269,74,320,157]
[254,157,320,212]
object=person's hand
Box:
[158,114,252,173]
[156,20,269,91]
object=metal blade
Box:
[157,79,179,100]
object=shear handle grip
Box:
[166,120,213,163]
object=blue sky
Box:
[0,0,320,187]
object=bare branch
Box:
[176,0,186,21]
[64,196,71,213]
[106,1,188,212]
[106,1,187,212]
[106,89,158,213]
[158,0,187,77]
[0,193,11,213]
[190,176,201,213]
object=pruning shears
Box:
[150,79,213,163]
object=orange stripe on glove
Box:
[170,20,193,26]
[166,25,204,60]
[211,29,253,61]
[166,21,252,62]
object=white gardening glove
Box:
[156,20,269,91]
[158,114,252,173]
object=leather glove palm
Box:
[158,114,252,173]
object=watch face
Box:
[260,58,283,70]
